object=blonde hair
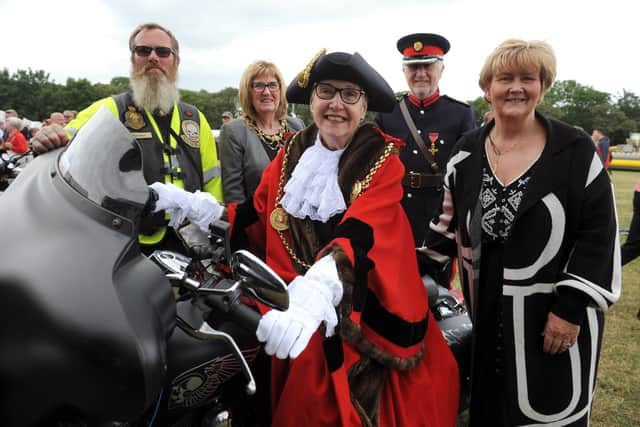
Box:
[239,60,288,120]
[479,39,556,96]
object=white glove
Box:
[149,182,224,232]
[256,255,343,359]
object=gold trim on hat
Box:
[413,41,423,52]
[296,48,327,88]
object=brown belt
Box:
[402,171,443,189]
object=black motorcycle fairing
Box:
[0,109,176,425]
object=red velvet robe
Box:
[229,126,459,426]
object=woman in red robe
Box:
[151,49,459,427]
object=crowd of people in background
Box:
[0,22,630,427]
[0,108,77,153]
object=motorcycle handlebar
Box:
[202,291,262,333]
[229,300,262,332]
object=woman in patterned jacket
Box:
[418,39,620,426]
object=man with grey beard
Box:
[32,22,223,252]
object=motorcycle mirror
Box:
[230,250,289,311]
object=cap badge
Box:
[413,41,423,52]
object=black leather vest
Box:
[112,92,203,192]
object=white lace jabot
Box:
[280,134,347,223]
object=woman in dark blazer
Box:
[419,39,620,426]
[219,60,304,203]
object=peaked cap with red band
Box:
[397,33,450,65]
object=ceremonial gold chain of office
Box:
[270,133,312,270]
[349,142,395,203]
[245,117,288,151]
[271,136,395,270]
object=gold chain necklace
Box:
[487,132,522,172]
[245,117,288,151]
[270,131,395,270]
[270,133,312,270]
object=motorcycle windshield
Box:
[58,106,150,221]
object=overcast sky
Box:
[3,0,637,104]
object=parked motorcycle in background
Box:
[0,108,287,426]
[0,150,33,192]
[423,274,472,411]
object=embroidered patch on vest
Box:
[124,106,145,130]
[181,120,200,147]
[130,131,153,139]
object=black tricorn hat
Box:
[286,49,396,113]
[397,33,450,65]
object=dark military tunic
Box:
[375,93,476,244]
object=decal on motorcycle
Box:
[124,106,146,130]
[168,345,261,409]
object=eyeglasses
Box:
[251,81,280,92]
[133,45,174,58]
[314,82,365,104]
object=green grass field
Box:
[591,170,640,426]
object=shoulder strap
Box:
[398,99,439,173]
[111,92,131,114]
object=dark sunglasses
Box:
[133,45,174,58]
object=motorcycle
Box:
[0,107,472,425]
[0,108,288,427]
[423,275,472,410]
[0,150,32,192]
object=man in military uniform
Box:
[375,33,476,246]
[32,22,223,252]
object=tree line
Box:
[2,68,639,143]
[469,80,640,144]
[0,68,239,130]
